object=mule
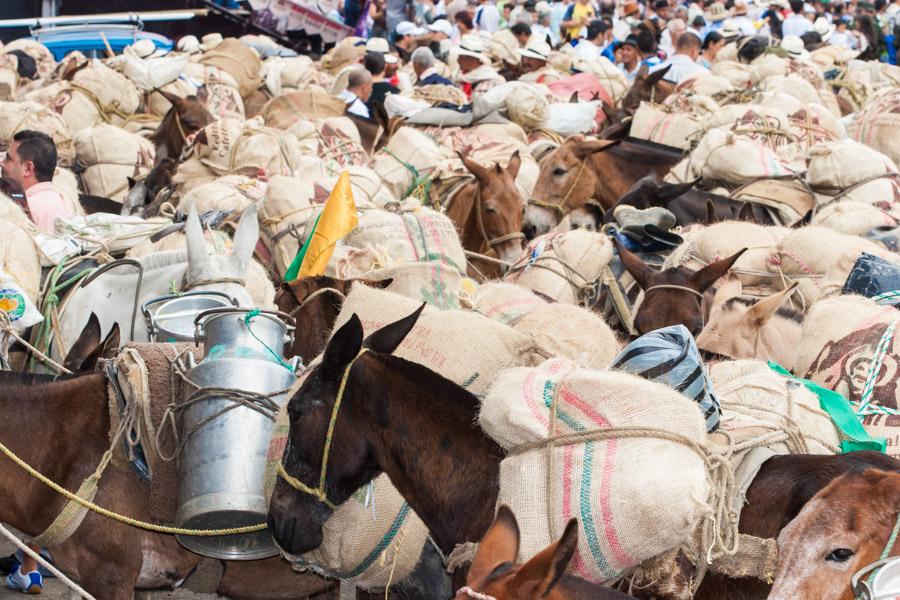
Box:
[267,307,900,600]
[619,64,676,115]
[696,275,801,368]
[768,468,900,600]
[122,157,177,217]
[526,137,684,238]
[614,239,747,335]
[148,88,214,164]
[457,506,632,599]
[444,152,525,278]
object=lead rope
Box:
[0,524,97,600]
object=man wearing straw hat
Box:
[518,38,561,83]
[454,34,505,100]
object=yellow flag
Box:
[297,171,358,278]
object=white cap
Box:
[428,19,454,36]
[535,1,551,12]
[366,37,391,53]
[396,21,428,36]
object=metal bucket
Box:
[175,308,297,560]
[142,292,235,342]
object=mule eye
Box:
[485,206,497,213]
[553,167,567,176]
[825,548,855,562]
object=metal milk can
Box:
[142,291,236,342]
[175,307,298,560]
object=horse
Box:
[443,151,526,278]
[613,239,747,335]
[619,64,676,116]
[768,468,900,600]
[55,205,260,359]
[267,306,900,600]
[148,88,214,164]
[457,506,633,600]
[122,157,177,217]
[526,137,684,239]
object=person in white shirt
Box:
[660,18,686,57]
[732,0,757,34]
[656,29,708,83]
[339,68,373,119]
[474,0,501,32]
[575,19,611,61]
[782,0,813,36]
[829,17,859,48]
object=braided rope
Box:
[855,320,898,416]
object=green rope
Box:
[243,309,294,371]
[340,503,412,579]
[382,147,432,202]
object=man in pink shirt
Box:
[2,130,74,234]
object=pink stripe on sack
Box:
[560,388,633,567]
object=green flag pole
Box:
[284,212,322,282]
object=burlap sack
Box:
[862,413,900,460]
[4,39,56,78]
[472,281,547,326]
[768,227,900,306]
[146,78,197,117]
[321,38,367,75]
[511,303,620,369]
[52,60,141,132]
[796,295,900,410]
[74,124,155,167]
[261,87,347,129]
[703,104,788,132]
[708,359,840,455]
[847,88,900,167]
[630,102,708,150]
[265,404,427,590]
[569,55,628,102]
[257,175,318,276]
[504,230,613,305]
[761,74,820,106]
[317,117,369,173]
[689,128,794,184]
[179,176,264,214]
[480,357,709,582]
[751,54,789,84]
[505,84,550,130]
[199,38,262,99]
[263,56,334,97]
[0,53,17,101]
[333,283,537,397]
[0,220,41,303]
[827,177,900,215]
[664,222,789,288]
[676,72,734,97]
[0,101,74,167]
[806,140,898,190]
[371,127,449,200]
[711,61,754,88]
[812,201,898,237]
[0,193,33,231]
[81,164,148,202]
[731,178,816,226]
[338,259,466,310]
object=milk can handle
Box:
[193,307,297,346]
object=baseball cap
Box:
[365,37,391,53]
[397,21,428,36]
[428,19,454,36]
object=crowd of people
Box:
[322,0,900,112]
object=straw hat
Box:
[457,34,491,62]
[704,3,728,22]
[780,34,810,59]
[733,0,749,15]
[720,19,742,38]
[814,16,835,41]
[519,38,551,61]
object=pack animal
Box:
[619,64,676,115]
[122,157,177,217]
[148,88,214,164]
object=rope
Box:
[456,586,497,600]
[0,313,72,375]
[643,284,704,299]
[527,158,588,220]
[182,277,246,290]
[243,309,295,370]
[855,320,898,416]
[871,290,900,305]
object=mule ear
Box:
[693,248,747,292]
[745,282,799,326]
[194,84,210,104]
[185,205,210,270]
[158,89,183,108]
[657,180,696,203]
[467,505,520,587]
[358,277,394,290]
[635,62,650,80]
[711,272,743,307]
[793,209,813,228]
[614,238,654,290]
[645,64,672,88]
[80,322,121,372]
[568,91,579,103]
[231,204,260,273]
[64,313,102,372]
[705,199,718,225]
[321,314,364,382]
[505,150,521,181]
[364,304,425,355]
[126,176,137,189]
[572,139,620,161]
[462,154,491,185]
[509,518,579,595]
[738,201,755,222]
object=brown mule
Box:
[614,239,747,336]
[456,506,632,599]
[148,88,214,163]
[619,64,676,115]
[527,137,683,238]
[444,151,525,279]
[267,306,900,600]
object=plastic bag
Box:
[610,324,720,432]
[0,268,42,331]
[545,100,600,136]
[842,252,900,303]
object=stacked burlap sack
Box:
[372,127,451,200]
[74,124,155,201]
[848,88,900,168]
[50,59,141,133]
[0,101,74,166]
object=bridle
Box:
[473,185,525,252]
[276,349,368,509]
[527,156,588,221]
[643,284,704,299]
[851,512,900,600]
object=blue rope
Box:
[243,310,293,371]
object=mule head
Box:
[268,307,425,555]
[459,506,587,600]
[184,205,258,306]
[620,64,675,115]
[696,275,801,364]
[462,151,525,267]
[615,239,746,336]
[770,469,900,600]
[158,89,214,137]
[64,313,121,373]
[526,137,619,239]
[603,174,697,225]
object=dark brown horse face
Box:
[462,151,526,267]
[619,64,675,115]
[615,240,746,336]
[268,308,425,555]
[526,138,619,239]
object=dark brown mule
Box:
[122,157,177,216]
[148,88,214,164]
[443,152,525,279]
[619,64,676,115]
[526,137,684,238]
[603,175,777,227]
[274,275,393,364]
[266,306,900,600]
[614,239,746,335]
[456,506,632,600]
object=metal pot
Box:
[142,292,235,343]
[175,308,298,560]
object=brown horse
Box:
[267,306,900,600]
[768,469,900,600]
[614,239,747,335]
[443,152,525,278]
[619,64,676,115]
[457,506,632,599]
[148,88,214,163]
[526,137,683,238]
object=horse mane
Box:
[722,296,803,323]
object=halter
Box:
[455,586,496,600]
[173,109,190,143]
[643,284,705,299]
[473,185,525,251]
[527,157,588,220]
[851,512,900,600]
[276,349,368,510]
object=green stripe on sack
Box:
[340,503,412,579]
